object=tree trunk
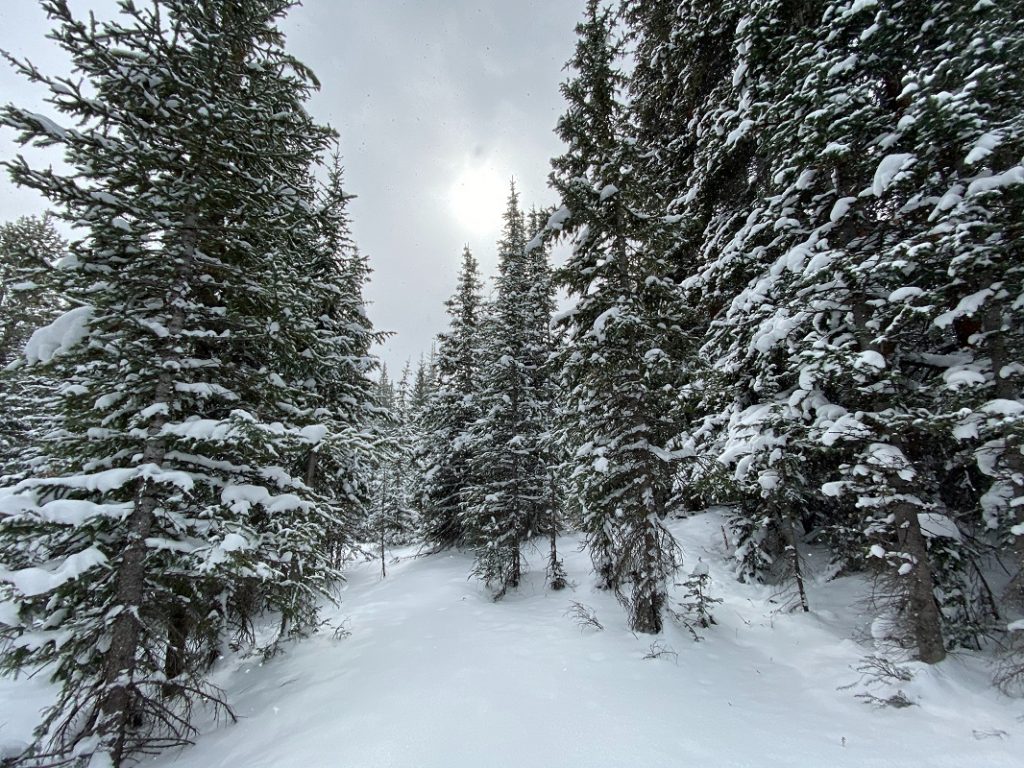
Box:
[781,515,810,613]
[630,523,664,634]
[852,298,944,662]
[99,213,197,765]
[631,588,663,634]
[894,502,946,664]
[379,470,387,579]
[162,600,189,699]
[305,448,320,488]
[547,478,566,590]
[101,483,158,763]
[1001,444,1024,605]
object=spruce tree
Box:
[667,0,1023,660]
[462,184,553,597]
[416,247,483,550]
[367,363,418,578]
[0,213,65,366]
[549,1,685,632]
[526,208,567,590]
[0,2,373,763]
[916,1,1024,615]
[299,153,383,571]
[0,213,66,482]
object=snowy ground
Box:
[2,511,1022,767]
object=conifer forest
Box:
[0,1,1021,766]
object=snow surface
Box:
[1,512,1020,767]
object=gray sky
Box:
[0,0,582,373]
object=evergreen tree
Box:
[366,362,418,578]
[549,1,686,632]
[527,208,567,590]
[300,153,383,570]
[0,213,65,366]
[416,248,483,550]
[462,184,554,597]
[915,1,1024,614]
[655,0,1024,660]
[0,2,374,763]
[639,1,824,609]
[0,213,66,481]
[410,354,436,415]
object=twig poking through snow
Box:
[642,640,678,663]
[565,601,603,632]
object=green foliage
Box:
[0,2,378,764]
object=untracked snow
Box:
[0,512,1020,767]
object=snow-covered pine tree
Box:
[0,213,66,481]
[416,247,483,550]
[298,152,383,572]
[366,362,418,577]
[548,0,627,594]
[735,0,1004,661]
[676,560,721,638]
[0,213,65,366]
[526,208,567,591]
[462,184,554,597]
[618,1,818,601]
[874,0,1024,656]
[549,1,685,632]
[411,354,436,414]
[0,1,373,763]
[660,0,950,649]
[259,148,382,626]
[390,363,422,543]
[912,1,1024,615]
[676,0,1024,660]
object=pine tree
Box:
[549,1,686,632]
[0,213,65,366]
[462,184,554,597]
[390,363,421,544]
[527,208,567,591]
[676,561,721,639]
[0,2,373,763]
[0,213,67,481]
[913,1,1024,614]
[416,247,483,550]
[367,363,418,577]
[650,0,954,650]
[663,0,1023,660]
[300,153,383,571]
[618,1,818,599]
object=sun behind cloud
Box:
[448,160,509,234]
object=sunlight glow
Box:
[448,162,509,234]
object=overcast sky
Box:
[0,0,583,373]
